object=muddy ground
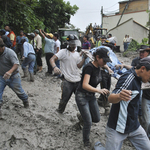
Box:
[0,52,139,150]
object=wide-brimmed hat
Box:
[138,45,150,52]
[47,33,53,38]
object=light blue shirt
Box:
[44,37,55,53]
[23,42,35,58]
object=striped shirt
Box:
[107,68,142,134]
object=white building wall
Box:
[103,11,148,31]
[108,19,148,51]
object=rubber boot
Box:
[56,101,67,113]
[23,101,29,108]
[29,72,34,82]
[22,68,28,78]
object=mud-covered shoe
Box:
[23,101,29,108]
[84,141,91,150]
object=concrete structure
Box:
[108,18,149,51]
[102,0,150,51]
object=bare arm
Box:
[50,55,58,68]
[103,64,114,74]
[82,74,109,95]
[8,64,19,74]
[39,29,45,39]
[115,64,132,70]
[3,64,19,80]
[50,55,61,74]
[77,57,86,68]
[57,47,59,53]
[108,89,132,104]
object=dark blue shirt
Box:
[107,68,142,134]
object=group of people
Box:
[123,34,132,51]
[0,26,150,150]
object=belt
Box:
[28,53,35,55]
[85,92,95,97]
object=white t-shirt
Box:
[54,39,61,54]
[56,49,82,82]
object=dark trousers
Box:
[36,48,43,66]
[45,53,54,74]
[16,44,23,58]
[57,79,79,113]
[75,91,100,143]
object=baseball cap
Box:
[27,33,35,38]
[96,48,112,63]
[47,33,53,38]
[34,29,39,34]
[139,56,150,69]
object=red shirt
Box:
[7,31,16,47]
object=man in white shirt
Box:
[53,33,61,68]
[21,39,36,82]
[50,34,87,113]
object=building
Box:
[102,0,150,51]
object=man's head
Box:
[21,38,26,45]
[0,29,6,36]
[0,38,5,55]
[101,36,106,44]
[53,33,58,41]
[20,30,24,36]
[67,34,81,52]
[136,57,150,83]
[34,29,39,36]
[97,36,100,41]
[27,33,35,40]
[83,35,88,42]
[47,33,53,39]
[108,34,112,38]
[139,45,150,59]
[4,25,9,31]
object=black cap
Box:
[138,45,150,52]
[96,48,112,63]
[139,57,150,67]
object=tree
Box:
[0,0,78,34]
[35,0,79,32]
[0,0,44,33]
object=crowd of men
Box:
[0,25,150,150]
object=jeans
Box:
[56,60,60,69]
[105,125,150,150]
[22,54,36,73]
[0,73,28,105]
[75,91,100,143]
[45,53,54,74]
[57,79,79,113]
[124,42,128,52]
[141,97,150,138]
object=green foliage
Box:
[0,0,78,34]
[127,39,140,51]
[141,38,149,45]
[36,0,79,32]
